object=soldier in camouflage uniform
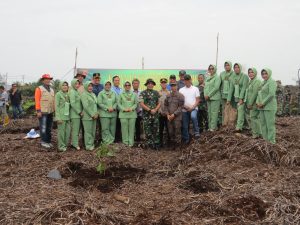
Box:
[284,86,292,116]
[275,80,284,117]
[197,74,208,132]
[139,79,161,150]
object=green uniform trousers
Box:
[82,120,96,150]
[260,110,276,144]
[100,117,116,145]
[207,100,220,130]
[71,118,81,148]
[120,118,136,147]
[57,120,71,151]
[236,103,246,130]
[220,99,227,125]
[246,108,261,137]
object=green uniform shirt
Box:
[98,90,118,118]
[220,61,234,99]
[245,69,261,109]
[69,79,82,119]
[118,90,138,119]
[55,90,70,121]
[81,90,98,121]
[204,73,221,101]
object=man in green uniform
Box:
[98,81,118,145]
[140,79,161,150]
[163,82,185,149]
[275,80,284,117]
[245,68,262,138]
[118,81,138,147]
[227,63,249,131]
[204,64,221,131]
[55,81,71,152]
[69,79,83,150]
[220,61,234,125]
[256,68,277,144]
[80,81,98,150]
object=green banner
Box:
[78,68,206,90]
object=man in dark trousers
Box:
[9,83,23,119]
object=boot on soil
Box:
[41,142,51,150]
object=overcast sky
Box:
[0,0,299,85]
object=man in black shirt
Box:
[9,84,23,119]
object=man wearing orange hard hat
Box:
[35,74,55,149]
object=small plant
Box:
[95,144,115,174]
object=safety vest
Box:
[39,85,55,113]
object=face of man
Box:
[43,79,51,86]
[198,75,204,84]
[147,83,154,90]
[160,82,167,90]
[234,65,240,74]
[179,74,185,81]
[171,85,177,92]
[93,76,100,84]
[169,78,176,83]
[184,79,192,87]
[113,77,120,87]
[132,81,140,90]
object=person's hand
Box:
[169,114,175,121]
[92,114,98,120]
[80,112,84,117]
[57,120,63,124]
[127,108,132,112]
[150,109,156,115]
[37,111,42,118]
[188,106,194,112]
[226,101,230,105]
[247,105,253,110]
[108,108,114,112]
[204,96,209,100]
[256,103,263,108]
[238,99,244,105]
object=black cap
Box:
[144,78,156,86]
[169,74,176,79]
[184,74,191,80]
[160,78,167,83]
[179,70,186,76]
[170,82,177,86]
[93,73,100,78]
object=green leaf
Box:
[96,162,106,174]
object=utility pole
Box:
[142,57,144,70]
[216,32,219,68]
[22,75,25,85]
[74,47,78,77]
[5,73,8,87]
[298,68,300,115]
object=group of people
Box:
[34,61,278,152]
[0,84,23,125]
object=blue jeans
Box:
[182,110,200,142]
[39,113,53,143]
[12,104,23,119]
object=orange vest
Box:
[39,85,55,113]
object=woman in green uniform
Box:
[55,81,71,152]
[69,79,83,150]
[227,63,249,131]
[80,81,98,150]
[204,64,221,131]
[256,68,277,144]
[118,81,138,147]
[245,68,262,138]
[98,81,118,145]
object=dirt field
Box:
[0,117,299,225]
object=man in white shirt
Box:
[179,74,200,144]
